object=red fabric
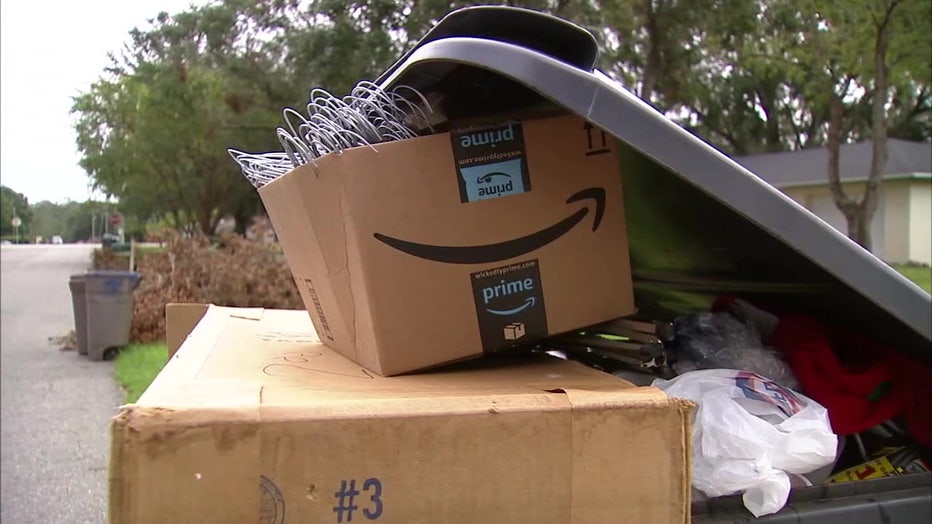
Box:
[769,315,932,446]
[711,296,932,446]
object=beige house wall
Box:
[883,181,912,264]
[909,181,932,265]
[780,181,920,263]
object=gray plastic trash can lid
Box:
[86,270,141,277]
[85,270,142,293]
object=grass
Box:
[894,264,932,293]
[113,342,169,403]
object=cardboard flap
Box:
[230,308,266,320]
[257,389,571,422]
[544,385,669,407]
[165,303,210,358]
[166,304,265,360]
[115,400,260,431]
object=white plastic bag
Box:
[652,369,838,517]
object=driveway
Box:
[1,244,122,523]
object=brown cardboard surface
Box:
[110,305,691,523]
[165,303,209,358]
[259,114,635,376]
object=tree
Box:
[30,201,68,242]
[68,201,118,242]
[596,0,930,156]
[612,0,930,254]
[598,0,716,109]
[73,2,291,236]
[0,186,33,239]
[74,62,259,236]
[70,0,930,248]
[29,199,121,243]
[793,0,932,250]
[280,0,602,94]
[673,1,825,155]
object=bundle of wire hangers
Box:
[229,81,433,189]
[226,151,294,189]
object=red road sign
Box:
[109,213,123,227]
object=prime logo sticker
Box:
[451,123,531,203]
[470,259,548,351]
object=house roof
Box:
[734,139,931,188]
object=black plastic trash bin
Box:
[68,274,89,356]
[84,270,141,361]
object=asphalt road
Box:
[1,244,122,524]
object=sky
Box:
[0,0,208,205]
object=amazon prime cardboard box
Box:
[258,114,634,376]
[109,305,692,523]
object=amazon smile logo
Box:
[476,172,511,184]
[372,187,606,265]
[486,296,536,316]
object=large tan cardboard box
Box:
[258,114,635,375]
[109,304,692,523]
